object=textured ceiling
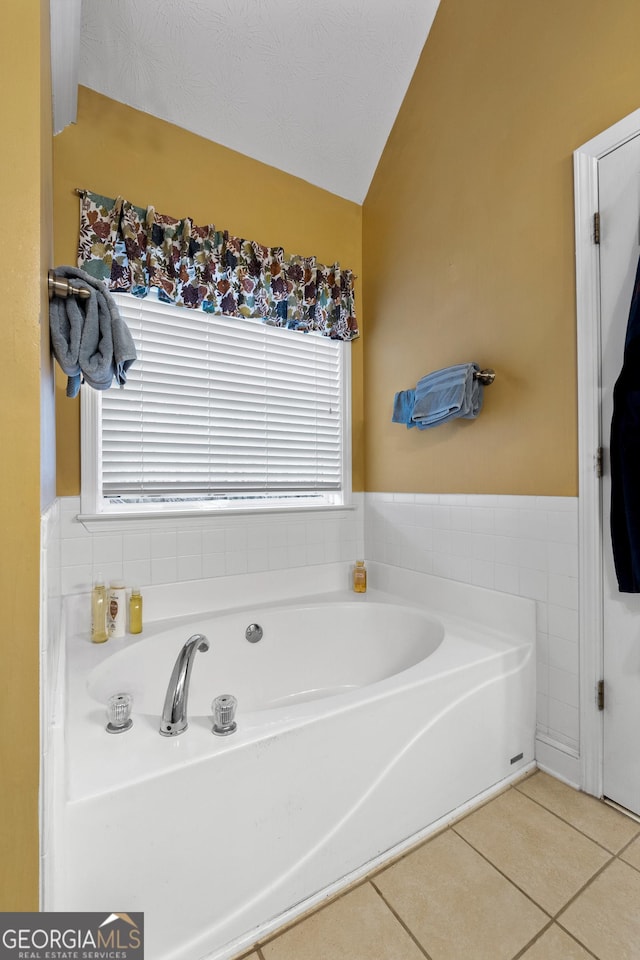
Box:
[78,0,440,204]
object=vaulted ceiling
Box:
[52,0,440,204]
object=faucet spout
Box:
[160,633,210,736]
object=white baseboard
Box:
[536,735,581,790]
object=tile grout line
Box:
[454,784,631,959]
[552,926,602,960]
[255,948,267,960]
[509,919,602,960]
[517,920,602,960]
[512,781,640,855]
[614,830,640,869]
[617,853,640,875]
[508,918,555,960]
[450,827,556,921]
[453,801,621,936]
[255,880,369,950]
[234,947,267,960]
[230,947,265,960]
[553,853,617,926]
[452,824,613,960]
[369,879,435,960]
[551,845,640,952]
[366,824,453,882]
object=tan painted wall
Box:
[53,87,364,494]
[40,0,55,511]
[363,0,640,496]
[0,0,49,910]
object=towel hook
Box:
[48,269,91,301]
[474,368,496,386]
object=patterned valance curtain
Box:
[77,191,358,341]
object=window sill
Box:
[78,500,359,533]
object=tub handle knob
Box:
[212,694,237,736]
[106,692,133,734]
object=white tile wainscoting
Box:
[364,493,580,775]
[44,491,580,782]
[55,494,365,595]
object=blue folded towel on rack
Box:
[392,389,416,425]
[392,363,484,429]
[413,362,483,428]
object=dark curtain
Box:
[610,253,640,591]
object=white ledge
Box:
[78,502,359,532]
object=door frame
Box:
[574,107,640,798]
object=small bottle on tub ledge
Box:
[91,572,109,643]
[353,559,367,593]
[129,587,143,634]
[108,580,126,638]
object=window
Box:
[81,293,351,518]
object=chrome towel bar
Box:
[474,369,495,385]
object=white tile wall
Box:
[364,492,580,757]
[57,495,365,596]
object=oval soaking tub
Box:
[87,601,445,717]
[52,568,536,960]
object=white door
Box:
[599,132,640,816]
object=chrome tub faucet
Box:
[160,633,210,736]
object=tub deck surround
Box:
[50,561,536,960]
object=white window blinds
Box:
[100,294,345,502]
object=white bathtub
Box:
[89,601,445,717]
[49,562,535,960]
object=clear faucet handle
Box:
[212,694,237,736]
[106,692,133,734]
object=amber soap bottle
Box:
[129,587,143,634]
[91,573,109,643]
[353,559,367,593]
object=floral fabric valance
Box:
[77,191,358,340]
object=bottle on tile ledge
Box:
[91,572,109,643]
[353,559,367,593]
[108,580,126,638]
[129,587,143,634]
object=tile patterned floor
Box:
[236,770,640,960]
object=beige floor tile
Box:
[620,833,640,872]
[261,883,425,960]
[374,829,547,960]
[454,788,611,914]
[517,771,640,852]
[559,859,640,960]
[518,924,595,959]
